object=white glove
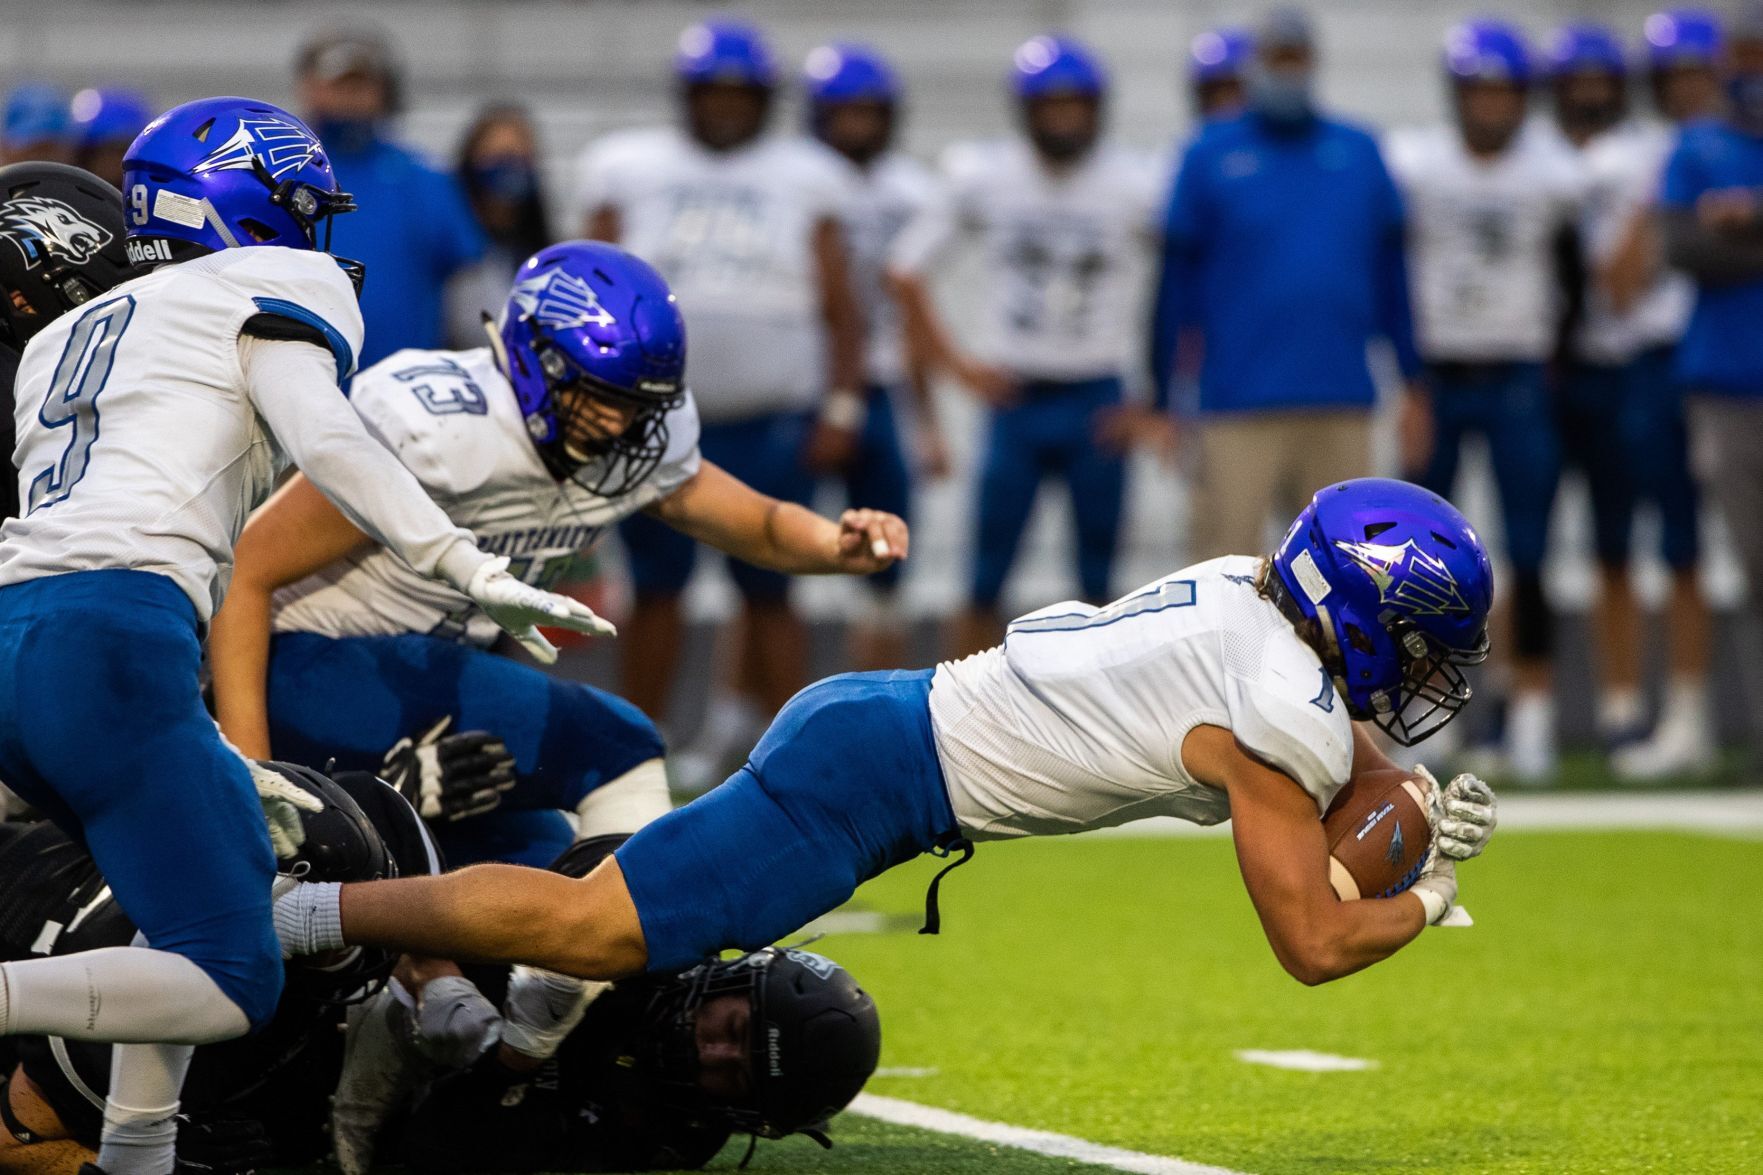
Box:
[249,760,324,860]
[1410,849,1458,926]
[464,555,616,665]
[1436,773,1497,860]
[500,966,603,1062]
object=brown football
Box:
[1322,768,1432,900]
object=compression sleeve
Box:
[239,334,490,592]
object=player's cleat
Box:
[1611,683,1718,782]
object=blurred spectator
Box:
[1151,9,1420,563]
[1547,23,1631,149]
[1660,2,1763,759]
[68,87,151,188]
[1,84,71,164]
[576,19,863,783]
[804,43,946,669]
[1189,27,1255,121]
[447,102,553,347]
[1573,9,1724,780]
[892,35,1163,656]
[1389,19,1584,782]
[296,26,484,367]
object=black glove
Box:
[174,1114,273,1174]
[380,716,517,823]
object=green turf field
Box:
[284,824,1762,1174]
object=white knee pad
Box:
[573,758,671,840]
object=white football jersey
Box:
[1,247,366,622]
[574,128,854,422]
[929,555,1354,841]
[272,346,701,646]
[1574,121,1692,364]
[839,151,941,387]
[1386,123,1587,362]
[890,138,1163,381]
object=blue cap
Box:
[674,20,778,88]
[1547,22,1628,78]
[1190,28,1254,83]
[803,42,900,105]
[70,88,153,150]
[3,84,70,150]
[1644,9,1723,68]
[1011,34,1108,100]
[1444,19,1533,85]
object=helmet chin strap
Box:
[481,311,513,378]
[1311,601,1354,702]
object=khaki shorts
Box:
[1188,408,1374,560]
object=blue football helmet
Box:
[1547,22,1628,78]
[495,241,687,495]
[70,88,152,150]
[1190,27,1254,83]
[1443,19,1533,85]
[121,97,359,286]
[803,42,900,106]
[674,20,778,88]
[1645,9,1723,69]
[1010,35,1108,100]
[1269,479,1493,746]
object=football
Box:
[1322,768,1433,900]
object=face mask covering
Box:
[311,116,378,157]
[470,159,537,204]
[1250,69,1316,129]
[1729,74,1763,133]
[1029,126,1096,163]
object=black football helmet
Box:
[0,162,133,351]
[257,760,399,1004]
[640,947,881,1145]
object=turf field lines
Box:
[1233,1048,1378,1072]
[848,1093,1252,1175]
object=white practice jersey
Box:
[840,151,941,387]
[574,128,854,422]
[273,346,701,646]
[1386,123,1587,362]
[890,138,1163,381]
[0,248,368,622]
[929,556,1353,840]
[1574,120,1692,364]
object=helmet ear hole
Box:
[237,218,278,243]
[1343,622,1378,655]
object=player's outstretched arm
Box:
[210,475,375,759]
[646,459,907,575]
[1185,724,1428,985]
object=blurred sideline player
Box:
[1389,21,1585,782]
[68,89,152,189]
[276,479,1501,1002]
[803,42,947,669]
[1571,10,1723,778]
[330,836,878,1174]
[0,162,133,520]
[1189,27,1254,121]
[576,19,867,780]
[0,96,608,1175]
[890,35,1164,657]
[209,241,905,872]
[1547,23,1631,151]
[0,765,437,1174]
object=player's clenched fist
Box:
[1436,772,1497,860]
[834,508,909,573]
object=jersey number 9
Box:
[27,297,136,514]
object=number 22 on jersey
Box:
[26,295,136,514]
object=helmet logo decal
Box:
[191,116,323,181]
[511,269,617,330]
[0,197,113,269]
[1333,538,1471,616]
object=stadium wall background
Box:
[1,0,1750,742]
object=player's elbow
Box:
[1274,929,1352,987]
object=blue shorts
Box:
[1559,361,1638,566]
[971,376,1126,608]
[1419,362,1562,575]
[0,570,282,1027]
[620,410,818,603]
[616,669,960,972]
[266,632,665,868]
[841,385,913,593]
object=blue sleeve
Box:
[1368,142,1423,380]
[429,167,488,279]
[1150,142,1206,408]
[1659,133,1704,211]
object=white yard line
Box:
[848,1093,1253,1175]
[1087,790,1763,841]
[1234,1049,1378,1072]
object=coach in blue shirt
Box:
[297,28,484,369]
[1151,9,1421,560]
[1661,2,1763,746]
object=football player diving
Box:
[0,96,613,1175]
[276,478,1502,1000]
